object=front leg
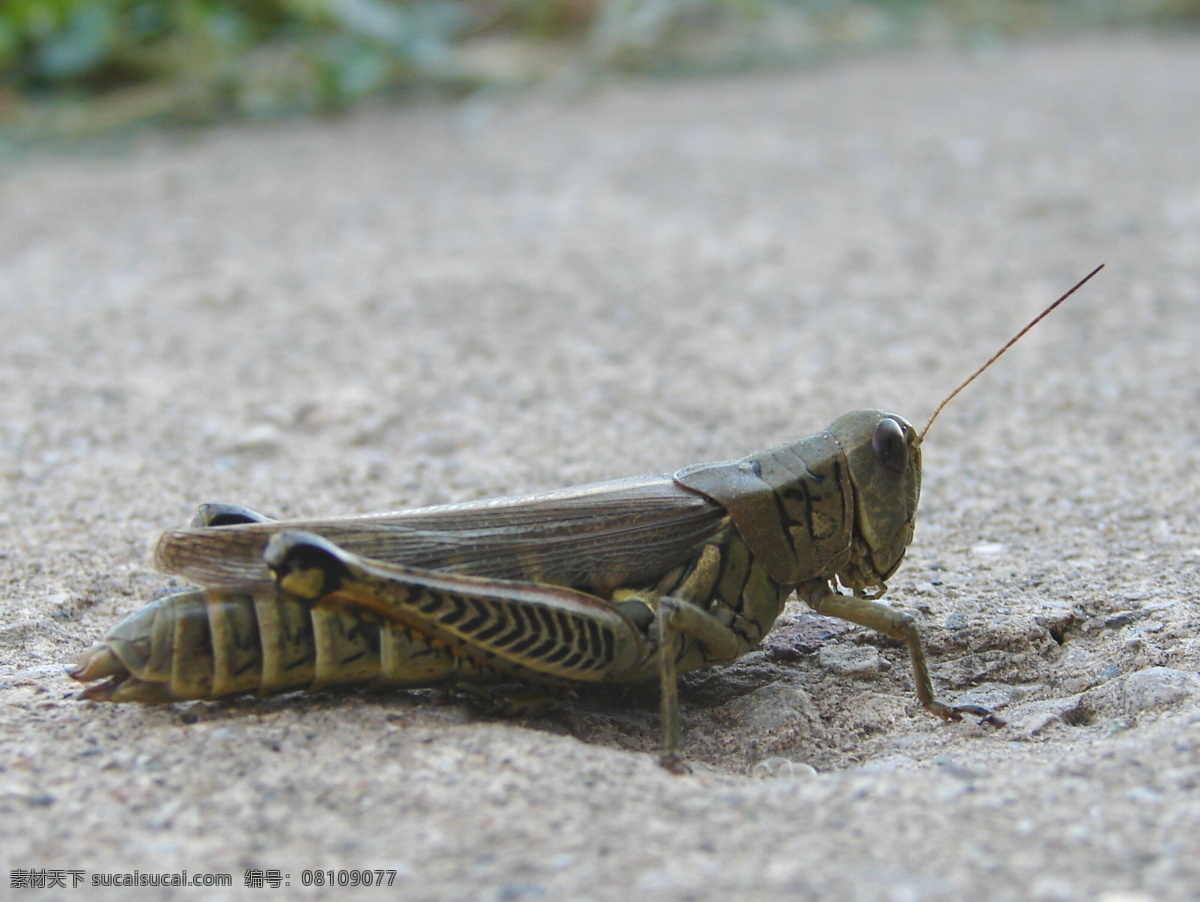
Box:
[798,579,1005,727]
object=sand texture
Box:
[2,33,1200,901]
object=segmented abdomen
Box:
[72,585,476,703]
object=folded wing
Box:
[153,474,728,596]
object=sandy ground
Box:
[2,32,1200,901]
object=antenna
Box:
[919,264,1105,442]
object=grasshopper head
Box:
[822,268,1103,595]
[827,409,921,593]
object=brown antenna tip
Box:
[919,264,1105,443]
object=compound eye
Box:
[872,417,908,476]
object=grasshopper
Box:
[70,266,1102,768]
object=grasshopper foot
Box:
[973,710,1007,728]
[658,752,691,775]
[927,699,1006,728]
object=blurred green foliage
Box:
[1,0,1198,130]
[0,0,486,119]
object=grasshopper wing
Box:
[154,474,727,595]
